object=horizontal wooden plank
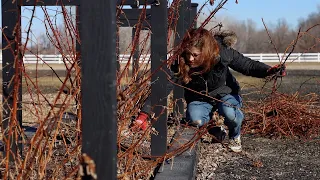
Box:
[117,0,158,6]
[21,1,198,8]
[119,9,151,20]
[21,0,80,6]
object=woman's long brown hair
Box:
[176,28,220,84]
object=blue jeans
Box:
[186,94,244,138]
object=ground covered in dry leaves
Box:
[196,135,320,180]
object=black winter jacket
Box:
[182,34,272,105]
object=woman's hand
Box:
[267,64,286,77]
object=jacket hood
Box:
[213,30,238,48]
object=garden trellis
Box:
[1,0,198,178]
[2,0,82,162]
[3,0,320,179]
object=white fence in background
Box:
[0,53,319,64]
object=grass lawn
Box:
[0,61,317,94]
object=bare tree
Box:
[118,27,132,54]
[296,9,320,53]
[271,19,294,53]
[35,33,55,54]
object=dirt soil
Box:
[198,135,320,180]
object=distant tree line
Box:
[19,7,320,54]
[220,12,320,53]
[117,7,320,54]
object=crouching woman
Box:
[173,27,285,152]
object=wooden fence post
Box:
[132,27,140,76]
[80,0,117,178]
[151,0,168,157]
[2,0,22,161]
[173,0,191,117]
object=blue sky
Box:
[195,0,320,29]
[1,0,320,38]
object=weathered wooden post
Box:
[173,0,190,117]
[80,0,117,178]
[150,0,168,157]
[191,3,198,28]
[2,0,22,160]
[132,27,140,76]
[173,1,198,117]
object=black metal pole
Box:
[2,0,22,161]
[151,0,168,157]
[80,0,117,179]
